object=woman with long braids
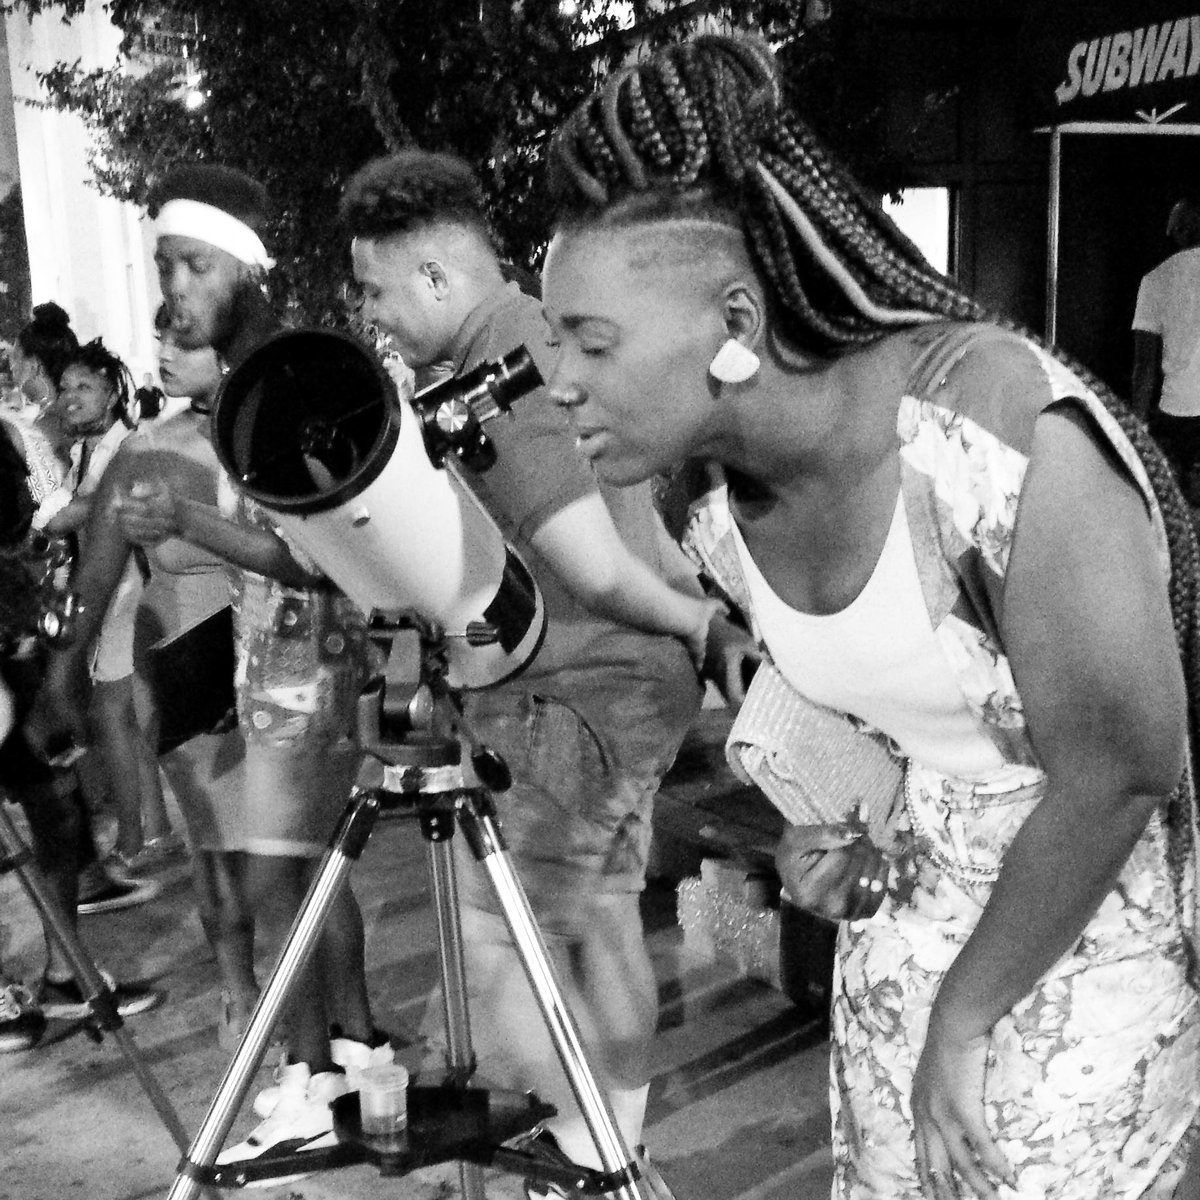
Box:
[542,31,1200,1200]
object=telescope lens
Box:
[213,330,399,514]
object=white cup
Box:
[358,1063,409,1137]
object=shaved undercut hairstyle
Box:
[548,31,1200,902]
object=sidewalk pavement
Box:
[0,721,835,1200]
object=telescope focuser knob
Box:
[435,398,473,438]
[464,621,499,646]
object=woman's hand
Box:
[911,1010,1014,1200]
[775,823,890,921]
[114,478,183,546]
[695,604,761,705]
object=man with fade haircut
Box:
[340,148,753,1190]
[28,162,392,1178]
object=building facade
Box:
[2,2,158,380]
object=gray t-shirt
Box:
[439,281,700,746]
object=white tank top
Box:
[732,492,1004,779]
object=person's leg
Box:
[446,691,662,1169]
[574,893,657,1146]
[190,848,258,1036]
[130,669,173,843]
[242,851,336,1072]
[243,857,390,1122]
[91,676,148,858]
[12,772,82,981]
[316,878,374,1044]
[217,849,357,1171]
[453,893,656,1171]
[237,739,381,1059]
[1,657,84,976]
[15,770,162,1016]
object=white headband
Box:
[155,198,275,271]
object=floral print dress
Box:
[685,322,1200,1198]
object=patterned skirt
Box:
[830,761,1200,1198]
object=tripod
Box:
[0,802,220,1200]
[168,616,671,1200]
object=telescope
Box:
[210,328,546,690]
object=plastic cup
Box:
[358,1063,409,1137]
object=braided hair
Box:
[60,338,137,430]
[548,31,1200,928]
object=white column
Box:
[3,1,158,380]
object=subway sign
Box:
[1024,2,1200,123]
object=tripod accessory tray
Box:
[332,1081,553,1176]
[192,1081,553,1189]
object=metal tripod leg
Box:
[0,804,220,1200]
[166,789,380,1200]
[424,805,486,1200]
[456,791,650,1200]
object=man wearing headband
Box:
[30,163,390,1177]
[150,163,278,366]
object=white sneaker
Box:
[217,1061,350,1187]
[252,1032,394,1118]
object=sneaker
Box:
[252,1028,393,1117]
[525,1181,574,1200]
[76,874,162,915]
[218,1061,350,1187]
[38,970,164,1019]
[0,981,46,1052]
[519,1132,670,1200]
[633,1144,676,1200]
[516,1127,589,1199]
[104,832,188,875]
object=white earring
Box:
[708,338,760,385]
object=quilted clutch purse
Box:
[726,660,904,842]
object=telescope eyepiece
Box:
[481,345,542,416]
[414,345,543,469]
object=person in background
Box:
[0,385,160,1046]
[45,339,182,876]
[4,302,75,526]
[35,309,260,1052]
[542,31,1200,1199]
[2,305,156,925]
[0,679,44,1054]
[32,165,391,1173]
[1132,197,1200,502]
[339,148,750,1184]
[133,374,166,422]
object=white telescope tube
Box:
[211,328,545,689]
